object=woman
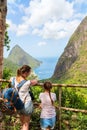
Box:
[39,81,56,130]
[10,65,38,130]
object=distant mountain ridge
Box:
[52,16,87,84]
[5,45,41,69]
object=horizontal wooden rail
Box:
[34,103,87,114]
[37,83,87,88]
[61,107,87,113]
[0,79,10,83]
[0,78,87,130]
[0,79,87,88]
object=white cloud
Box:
[23,0,74,27]
[7,0,84,40]
[15,0,74,38]
[16,24,29,36]
[38,41,47,46]
[33,19,80,39]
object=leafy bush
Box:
[62,88,87,109]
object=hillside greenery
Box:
[3,58,19,78]
[54,41,87,85]
[1,67,87,130]
[3,45,42,79]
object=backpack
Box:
[3,78,27,111]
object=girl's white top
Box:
[39,92,56,118]
[10,77,31,103]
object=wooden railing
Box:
[37,83,87,130]
[0,79,87,130]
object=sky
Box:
[4,0,87,59]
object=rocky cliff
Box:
[52,16,87,83]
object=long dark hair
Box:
[17,65,31,76]
[43,81,53,105]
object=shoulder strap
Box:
[17,80,27,91]
[11,77,15,87]
[11,78,27,91]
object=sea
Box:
[34,57,58,80]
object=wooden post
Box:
[58,86,62,130]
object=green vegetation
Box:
[4,24,11,51]
[3,58,19,77]
[61,112,87,130]
[51,19,87,128]
[55,41,87,84]
[3,45,42,79]
[1,66,87,129]
[1,16,87,130]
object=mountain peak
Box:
[13,44,21,49]
[7,45,41,68]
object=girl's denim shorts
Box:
[40,116,56,130]
[19,101,34,115]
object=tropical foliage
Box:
[4,24,11,51]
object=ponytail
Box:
[43,81,53,105]
[17,69,21,76]
[48,90,53,105]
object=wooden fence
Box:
[37,83,87,130]
[0,79,87,130]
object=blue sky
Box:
[4,0,87,58]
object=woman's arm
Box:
[30,79,38,86]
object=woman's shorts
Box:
[19,101,34,115]
[40,116,56,130]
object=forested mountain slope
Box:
[6,45,41,69]
[52,16,87,84]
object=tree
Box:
[0,0,7,78]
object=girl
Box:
[10,65,38,130]
[39,81,56,130]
